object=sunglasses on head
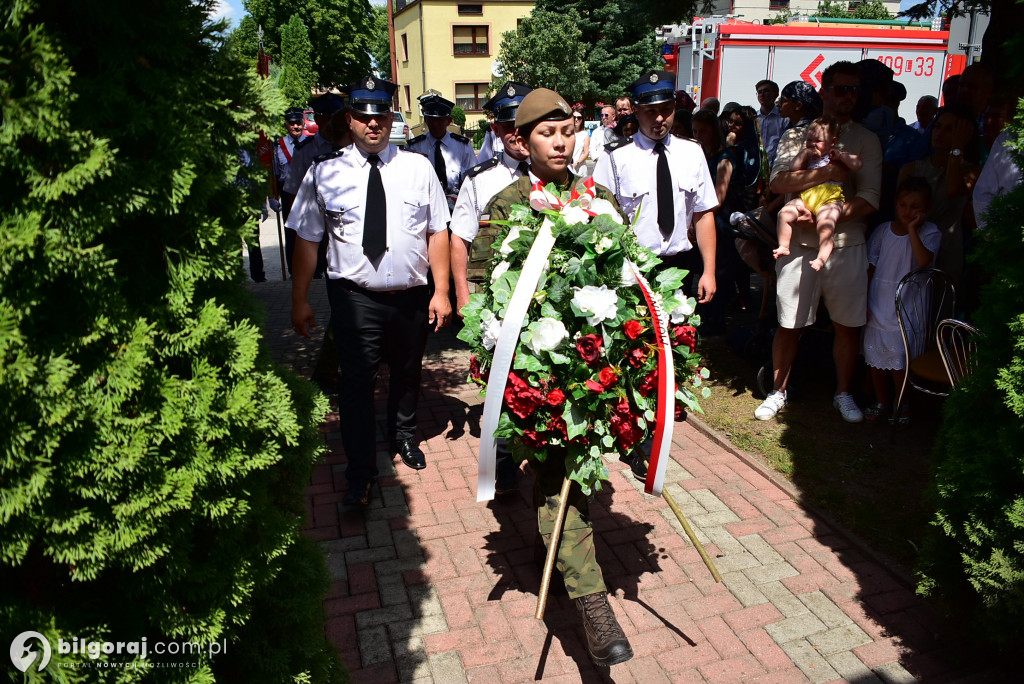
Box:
[830,85,859,96]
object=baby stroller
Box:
[728,208,779,397]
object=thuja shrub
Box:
[918,109,1024,651]
[0,1,342,681]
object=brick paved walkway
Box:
[248,280,992,684]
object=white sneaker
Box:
[755,391,787,420]
[833,393,864,423]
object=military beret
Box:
[514,88,572,129]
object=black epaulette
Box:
[466,156,500,178]
[313,149,343,163]
[294,135,315,150]
[605,137,634,153]
[451,132,471,144]
[408,133,427,146]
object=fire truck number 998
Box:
[879,55,935,78]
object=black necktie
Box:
[516,160,529,177]
[655,142,674,240]
[363,154,386,261]
[434,139,448,192]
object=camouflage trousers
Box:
[532,449,606,600]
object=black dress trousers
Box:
[326,279,430,484]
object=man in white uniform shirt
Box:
[407,93,478,200]
[289,76,452,507]
[450,81,533,316]
[594,69,719,479]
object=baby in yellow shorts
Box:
[774,116,863,270]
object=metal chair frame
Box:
[893,267,956,427]
[936,318,981,388]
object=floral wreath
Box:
[458,178,709,497]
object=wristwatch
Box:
[950,148,962,157]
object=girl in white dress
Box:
[863,177,943,423]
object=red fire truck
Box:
[661,16,962,109]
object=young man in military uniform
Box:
[593,70,719,480]
[483,88,634,668]
[288,76,452,507]
[407,93,478,201]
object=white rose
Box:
[572,284,620,326]
[620,260,638,286]
[669,289,697,324]
[560,204,590,226]
[490,261,510,283]
[481,311,502,351]
[526,317,568,354]
[589,197,623,224]
[499,225,521,255]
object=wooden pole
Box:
[535,477,573,619]
[643,457,722,583]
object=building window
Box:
[400,33,409,62]
[458,3,483,14]
[769,0,790,9]
[404,85,412,113]
[453,26,488,56]
[455,83,489,112]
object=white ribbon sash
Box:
[477,222,557,502]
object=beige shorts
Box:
[775,242,867,329]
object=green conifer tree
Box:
[280,15,316,107]
[0,1,342,680]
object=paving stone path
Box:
[248,280,994,684]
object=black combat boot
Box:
[574,592,633,666]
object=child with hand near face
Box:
[862,176,942,424]
[774,116,863,270]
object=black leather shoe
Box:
[342,479,374,507]
[630,455,648,482]
[575,592,633,666]
[394,439,426,470]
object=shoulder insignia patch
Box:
[451,132,471,144]
[408,133,427,145]
[466,157,500,178]
[313,149,343,163]
[605,138,634,153]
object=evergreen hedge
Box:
[918,107,1024,650]
[1,1,342,680]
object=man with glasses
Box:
[754,80,787,166]
[754,61,882,424]
[589,104,618,162]
[288,76,452,506]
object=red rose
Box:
[671,325,697,352]
[545,388,566,409]
[609,399,643,449]
[598,367,618,388]
[576,334,603,366]
[638,369,658,397]
[522,429,547,449]
[546,415,568,438]
[469,355,488,382]
[623,319,644,340]
[504,372,545,419]
[585,379,606,393]
[627,347,648,368]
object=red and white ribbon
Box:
[627,260,674,496]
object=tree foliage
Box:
[237,0,373,88]
[495,10,594,104]
[918,108,1024,653]
[280,15,316,107]
[533,0,665,104]
[368,3,392,80]
[0,0,341,679]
